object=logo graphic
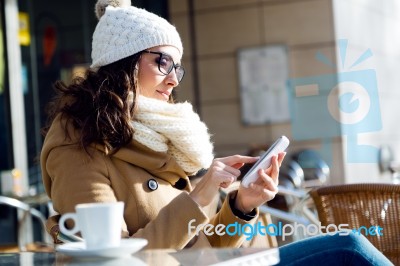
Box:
[188,219,383,241]
[288,39,382,164]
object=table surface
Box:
[0,247,280,266]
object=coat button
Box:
[147,179,158,191]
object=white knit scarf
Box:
[132,96,214,174]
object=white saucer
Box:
[56,239,148,259]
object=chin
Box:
[156,94,170,101]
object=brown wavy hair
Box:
[43,53,142,154]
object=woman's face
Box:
[137,45,182,101]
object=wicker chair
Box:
[309,183,400,265]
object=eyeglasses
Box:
[142,51,185,83]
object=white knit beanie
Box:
[91,0,183,69]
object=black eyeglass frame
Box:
[142,50,185,82]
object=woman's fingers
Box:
[264,152,285,181]
[214,161,242,176]
[249,182,278,200]
[231,163,245,169]
[190,155,259,207]
[258,169,278,191]
[270,156,280,184]
[218,172,237,188]
[212,155,263,185]
[208,163,238,187]
[217,155,259,169]
[233,152,286,210]
[213,161,240,177]
[277,152,286,167]
[264,156,278,179]
[210,156,255,187]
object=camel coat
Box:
[41,115,258,249]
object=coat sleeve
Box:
[43,145,210,249]
[206,191,259,247]
[132,192,209,249]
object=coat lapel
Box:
[110,139,192,191]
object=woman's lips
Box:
[157,90,171,100]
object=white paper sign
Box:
[238,45,290,125]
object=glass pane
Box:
[15,0,169,194]
[0,1,12,173]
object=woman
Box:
[41,0,282,249]
[41,0,393,265]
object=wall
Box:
[332,0,400,183]
[169,0,399,184]
[168,0,351,184]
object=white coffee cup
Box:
[59,202,124,249]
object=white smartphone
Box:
[241,136,290,188]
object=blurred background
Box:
[1,0,400,253]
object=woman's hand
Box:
[189,155,258,207]
[235,152,286,213]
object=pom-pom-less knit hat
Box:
[91,0,183,69]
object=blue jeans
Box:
[277,232,393,266]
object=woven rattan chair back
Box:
[310,183,400,265]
